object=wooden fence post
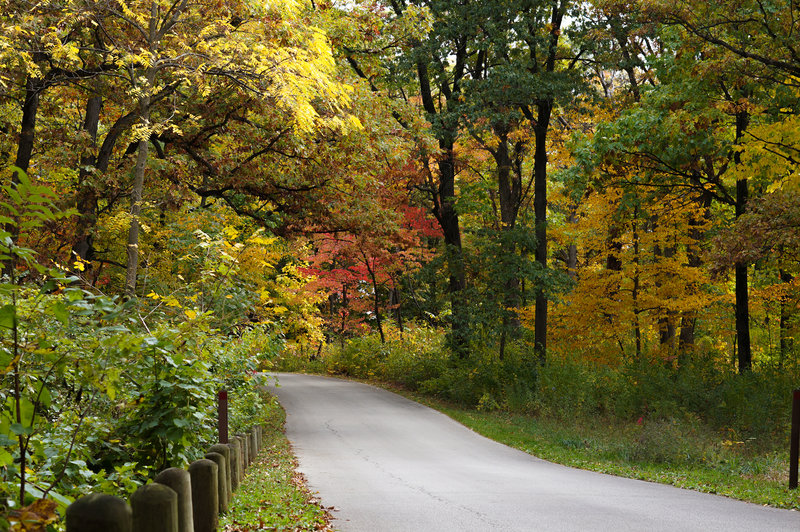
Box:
[188,459,218,532]
[228,439,241,491]
[208,444,232,501]
[218,389,228,444]
[790,389,800,489]
[66,493,131,532]
[155,467,194,532]
[204,451,228,513]
[131,483,178,532]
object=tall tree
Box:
[341,0,581,359]
[78,0,354,296]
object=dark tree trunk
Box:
[496,132,522,231]
[73,96,103,264]
[780,269,794,366]
[416,52,468,353]
[606,222,623,272]
[632,207,642,360]
[656,243,676,351]
[735,261,751,372]
[734,110,752,373]
[390,285,403,331]
[5,77,41,276]
[13,78,39,176]
[529,2,566,365]
[437,145,468,352]
[566,200,579,279]
[533,100,552,364]
[340,285,348,349]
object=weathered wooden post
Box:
[208,444,232,500]
[228,439,241,491]
[217,389,228,444]
[237,433,250,468]
[131,483,178,532]
[188,459,218,532]
[155,468,194,532]
[204,451,229,513]
[790,389,800,489]
[238,434,248,471]
[249,429,258,460]
[66,493,132,532]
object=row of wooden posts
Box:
[64,424,263,532]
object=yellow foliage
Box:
[542,183,721,366]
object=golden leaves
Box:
[8,498,58,532]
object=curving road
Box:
[268,373,800,531]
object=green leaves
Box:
[0,304,16,330]
[49,301,68,326]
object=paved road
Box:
[268,373,800,531]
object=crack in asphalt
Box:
[321,420,503,528]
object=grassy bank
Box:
[222,397,332,532]
[375,384,800,510]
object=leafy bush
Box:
[0,176,287,527]
[307,324,449,390]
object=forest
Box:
[1,0,800,528]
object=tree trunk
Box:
[779,269,794,367]
[438,143,468,352]
[533,101,552,364]
[73,96,103,265]
[495,130,523,350]
[12,78,39,176]
[633,208,643,360]
[340,285,348,348]
[125,5,160,297]
[364,255,385,344]
[566,202,579,279]
[656,242,676,351]
[734,110,752,373]
[125,79,153,297]
[389,282,403,331]
[415,55,468,353]
[530,2,565,365]
[125,135,149,296]
[4,77,41,276]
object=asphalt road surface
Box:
[268,373,800,531]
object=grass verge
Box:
[221,396,333,531]
[372,382,800,510]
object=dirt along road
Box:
[268,373,800,531]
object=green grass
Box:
[403,391,800,510]
[221,399,332,532]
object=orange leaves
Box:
[8,499,59,532]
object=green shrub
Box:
[379,326,448,389]
[709,367,796,437]
[535,357,608,417]
[418,339,538,410]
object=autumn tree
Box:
[56,0,356,296]
[336,0,584,361]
